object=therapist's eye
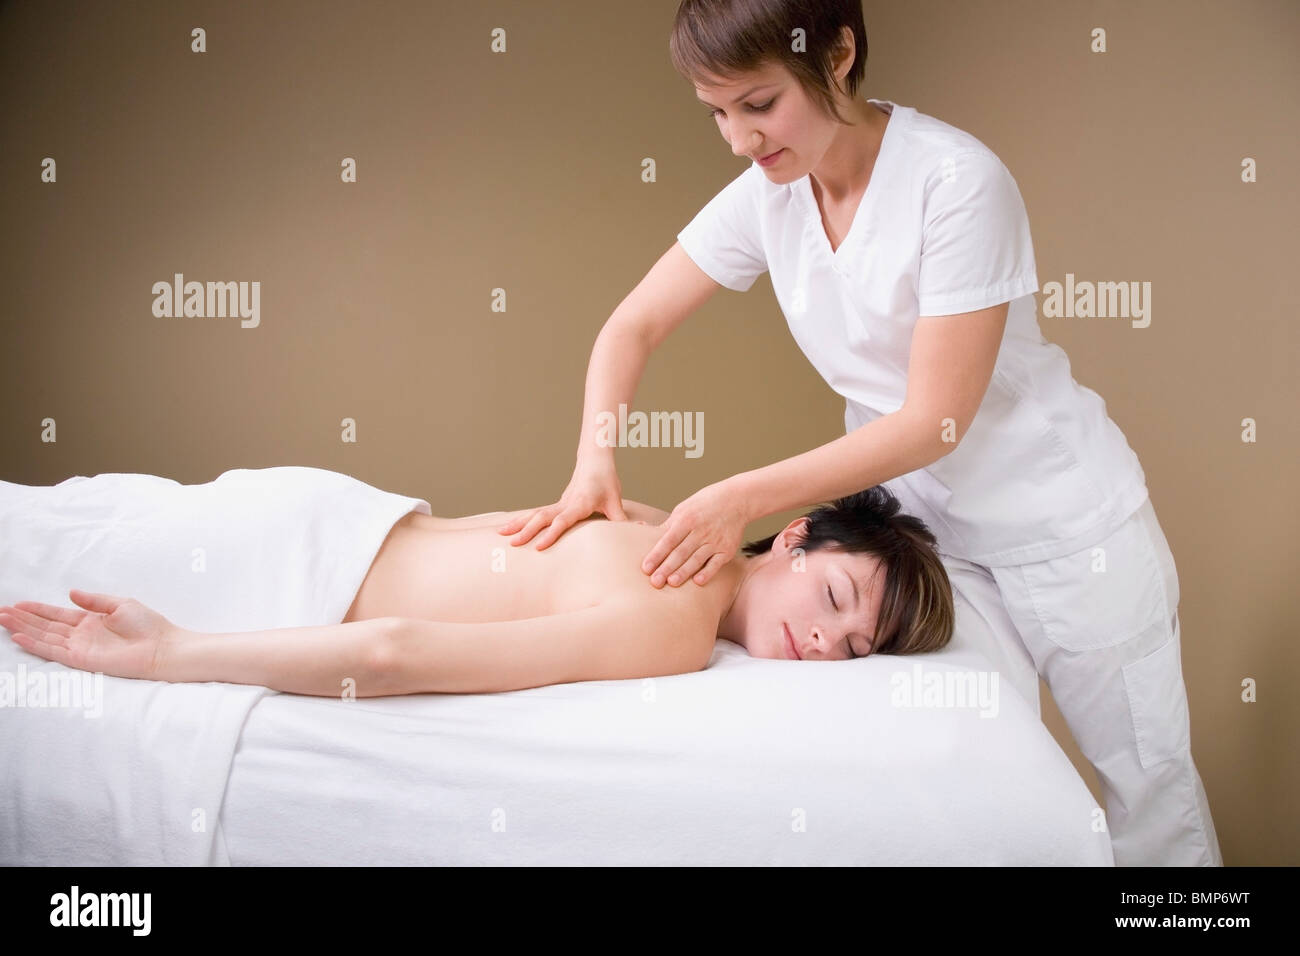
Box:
[707,99,775,119]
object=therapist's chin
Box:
[757,164,799,185]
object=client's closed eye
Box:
[828,584,858,659]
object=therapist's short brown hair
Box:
[740,486,956,656]
[668,0,869,125]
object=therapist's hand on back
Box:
[498,458,631,551]
[641,479,748,589]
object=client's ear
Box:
[776,516,811,551]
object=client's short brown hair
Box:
[741,486,955,655]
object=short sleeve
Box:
[676,163,768,292]
[916,149,1039,316]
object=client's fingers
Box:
[4,624,70,665]
[12,599,86,627]
[2,605,73,639]
[69,589,126,614]
[0,609,69,655]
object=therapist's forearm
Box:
[574,316,654,469]
[732,409,948,523]
[158,617,397,698]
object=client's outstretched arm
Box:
[0,590,396,698]
[378,596,713,696]
[2,586,716,698]
[163,615,396,697]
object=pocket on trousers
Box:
[1122,635,1191,769]
[1016,515,1168,652]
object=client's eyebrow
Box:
[697,84,776,108]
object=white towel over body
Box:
[0,465,430,865]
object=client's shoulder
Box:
[596,581,719,675]
[601,548,731,643]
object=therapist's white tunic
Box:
[676,99,1149,567]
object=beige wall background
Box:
[1,0,1295,864]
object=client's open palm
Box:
[0,589,175,680]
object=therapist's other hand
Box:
[642,479,749,588]
[497,458,630,551]
[0,589,178,681]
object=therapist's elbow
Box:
[902,407,974,461]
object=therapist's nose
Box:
[725,121,760,158]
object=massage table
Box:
[0,466,1110,865]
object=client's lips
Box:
[784,622,801,660]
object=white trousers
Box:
[945,497,1223,866]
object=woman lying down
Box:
[0,470,954,698]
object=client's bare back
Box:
[343,503,731,634]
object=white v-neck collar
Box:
[796,99,903,265]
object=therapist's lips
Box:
[783,622,802,660]
[755,148,784,167]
